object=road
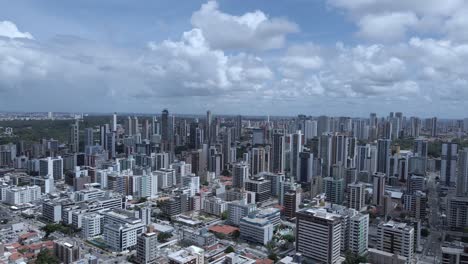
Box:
[422,172,442,263]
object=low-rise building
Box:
[82,212,104,239]
[227,200,256,226]
[4,185,41,205]
[203,197,227,217]
[179,228,217,248]
[54,240,81,264]
[239,216,273,245]
[42,201,62,223]
[168,246,204,264]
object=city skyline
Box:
[1,1,468,117]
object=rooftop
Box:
[299,208,342,221]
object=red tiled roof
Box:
[6,243,21,249]
[205,243,224,251]
[9,252,23,261]
[208,225,239,235]
[256,259,274,264]
[19,232,38,240]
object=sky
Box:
[0,0,468,118]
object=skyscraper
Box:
[250,147,270,176]
[69,120,79,153]
[283,189,300,219]
[457,148,468,197]
[410,117,421,138]
[272,132,285,173]
[373,172,386,206]
[235,115,242,141]
[100,124,109,147]
[323,176,345,204]
[304,120,318,140]
[112,112,117,132]
[126,116,133,136]
[377,139,391,177]
[222,128,232,168]
[319,134,332,177]
[296,209,342,264]
[430,117,437,137]
[369,113,377,128]
[317,116,330,136]
[133,116,140,135]
[233,162,249,189]
[206,110,212,144]
[161,109,169,146]
[441,142,458,186]
[348,182,366,212]
[84,128,94,147]
[290,131,303,179]
[298,152,313,183]
[413,138,428,171]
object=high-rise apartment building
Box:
[136,232,159,264]
[373,172,386,206]
[233,162,249,189]
[69,120,80,152]
[377,139,391,177]
[348,182,366,212]
[441,142,458,186]
[272,132,285,173]
[290,131,303,179]
[457,148,468,197]
[296,209,342,264]
[376,221,414,263]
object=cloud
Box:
[444,7,468,42]
[2,2,468,116]
[191,1,298,50]
[145,28,273,98]
[357,12,418,42]
[328,0,468,43]
[0,21,34,39]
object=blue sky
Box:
[0,0,467,117]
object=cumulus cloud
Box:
[328,0,468,43]
[191,1,298,50]
[0,21,34,39]
[2,2,468,116]
[357,12,418,42]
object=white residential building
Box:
[82,213,104,239]
[239,216,274,245]
[5,185,41,205]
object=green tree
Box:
[138,197,148,203]
[215,232,226,239]
[232,230,240,239]
[282,234,295,243]
[344,251,367,264]
[421,228,430,237]
[221,211,228,220]
[157,232,172,242]
[268,253,278,262]
[36,249,60,264]
[224,246,235,253]
[266,240,276,254]
[41,223,63,238]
